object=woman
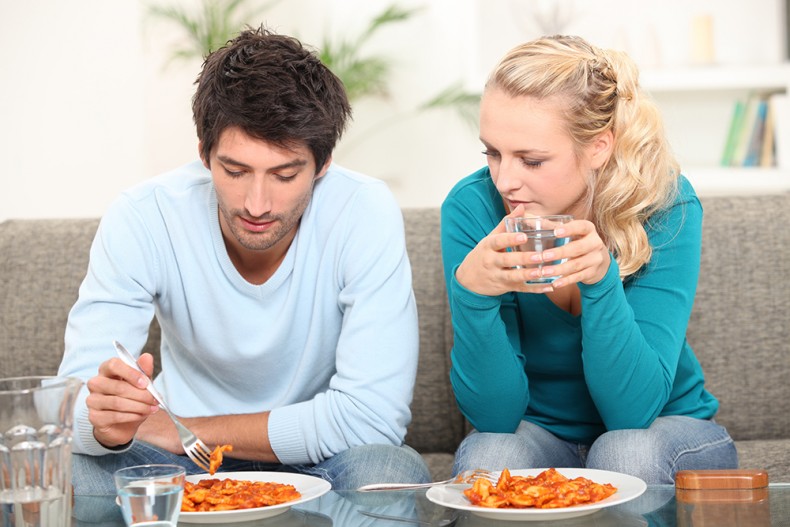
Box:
[440,35,737,484]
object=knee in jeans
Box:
[588,430,662,470]
[454,432,536,474]
[329,444,430,489]
[596,429,660,454]
[462,432,524,453]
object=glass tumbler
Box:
[0,376,83,527]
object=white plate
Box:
[426,468,647,522]
[178,471,331,524]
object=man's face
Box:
[204,126,328,258]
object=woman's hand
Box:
[455,206,549,296]
[454,207,611,296]
[533,219,611,289]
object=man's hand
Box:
[86,353,159,448]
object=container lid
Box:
[675,469,769,490]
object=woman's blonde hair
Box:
[486,35,680,277]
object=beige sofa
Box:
[2,193,789,482]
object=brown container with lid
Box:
[675,469,770,526]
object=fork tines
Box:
[187,441,213,473]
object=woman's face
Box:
[479,87,610,219]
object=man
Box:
[58,27,430,494]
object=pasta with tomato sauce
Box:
[464,468,617,509]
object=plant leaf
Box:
[318,2,418,102]
[420,82,481,127]
[146,0,281,61]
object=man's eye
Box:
[223,167,244,177]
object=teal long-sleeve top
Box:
[440,168,719,444]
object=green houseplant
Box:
[146,0,278,63]
[146,0,478,125]
[316,4,418,103]
[146,0,416,103]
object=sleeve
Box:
[57,196,158,455]
[440,190,530,433]
[578,192,703,430]
[268,182,419,464]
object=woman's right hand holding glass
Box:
[455,206,551,296]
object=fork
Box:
[359,510,458,526]
[356,468,495,492]
[113,340,213,473]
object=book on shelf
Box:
[720,100,745,166]
[720,93,784,169]
[743,98,768,167]
[760,97,776,168]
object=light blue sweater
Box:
[440,168,719,444]
[59,161,419,464]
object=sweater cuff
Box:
[268,404,310,465]
[73,395,134,456]
[450,264,505,310]
[578,252,620,299]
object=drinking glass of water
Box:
[114,465,185,527]
[505,215,573,284]
[0,376,83,527]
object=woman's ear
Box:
[589,129,614,170]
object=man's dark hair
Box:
[192,26,352,171]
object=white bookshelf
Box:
[641,64,790,93]
[682,167,790,195]
[641,63,790,196]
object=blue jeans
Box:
[72,441,430,496]
[453,416,737,484]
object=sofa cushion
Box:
[0,219,98,377]
[734,439,790,483]
[401,208,467,455]
[422,452,454,481]
[689,195,790,442]
[0,218,160,378]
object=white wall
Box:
[0,1,146,220]
[0,0,785,221]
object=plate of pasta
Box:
[179,471,331,524]
[426,468,646,521]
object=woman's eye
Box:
[482,150,500,158]
[521,159,543,168]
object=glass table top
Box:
[73,483,790,526]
